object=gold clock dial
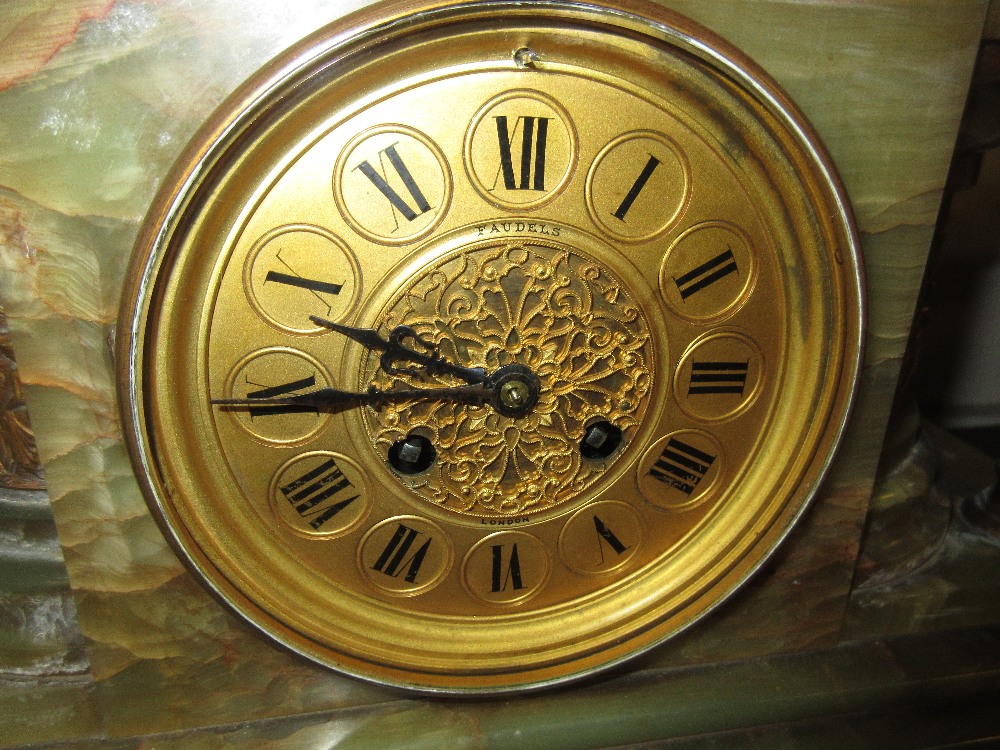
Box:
[118,0,863,692]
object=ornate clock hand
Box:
[213,363,540,418]
[309,315,486,384]
[212,382,491,413]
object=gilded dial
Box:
[119,0,863,692]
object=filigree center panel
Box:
[362,240,656,517]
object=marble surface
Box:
[0,0,992,746]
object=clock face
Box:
[118,0,863,692]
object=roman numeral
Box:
[687,361,749,396]
[264,270,343,297]
[354,143,432,225]
[262,249,343,316]
[490,543,524,592]
[674,248,738,299]
[279,457,359,531]
[247,374,317,417]
[648,439,716,495]
[592,515,629,563]
[371,523,433,584]
[612,155,661,221]
[494,115,550,191]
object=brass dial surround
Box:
[118,0,864,693]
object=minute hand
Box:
[211,382,490,412]
[309,316,486,384]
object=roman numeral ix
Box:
[264,270,343,296]
[247,374,317,418]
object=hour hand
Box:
[309,316,486,384]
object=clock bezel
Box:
[117,0,865,693]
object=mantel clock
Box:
[118,0,864,692]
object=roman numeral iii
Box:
[687,361,749,396]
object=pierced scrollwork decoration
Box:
[363,241,654,517]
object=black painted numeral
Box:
[687,361,749,396]
[490,543,524,592]
[674,248,739,299]
[649,439,716,495]
[371,524,432,584]
[279,457,359,531]
[263,248,343,316]
[264,270,343,297]
[247,374,317,417]
[494,115,550,192]
[613,155,661,221]
[592,515,630,563]
[355,143,432,225]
